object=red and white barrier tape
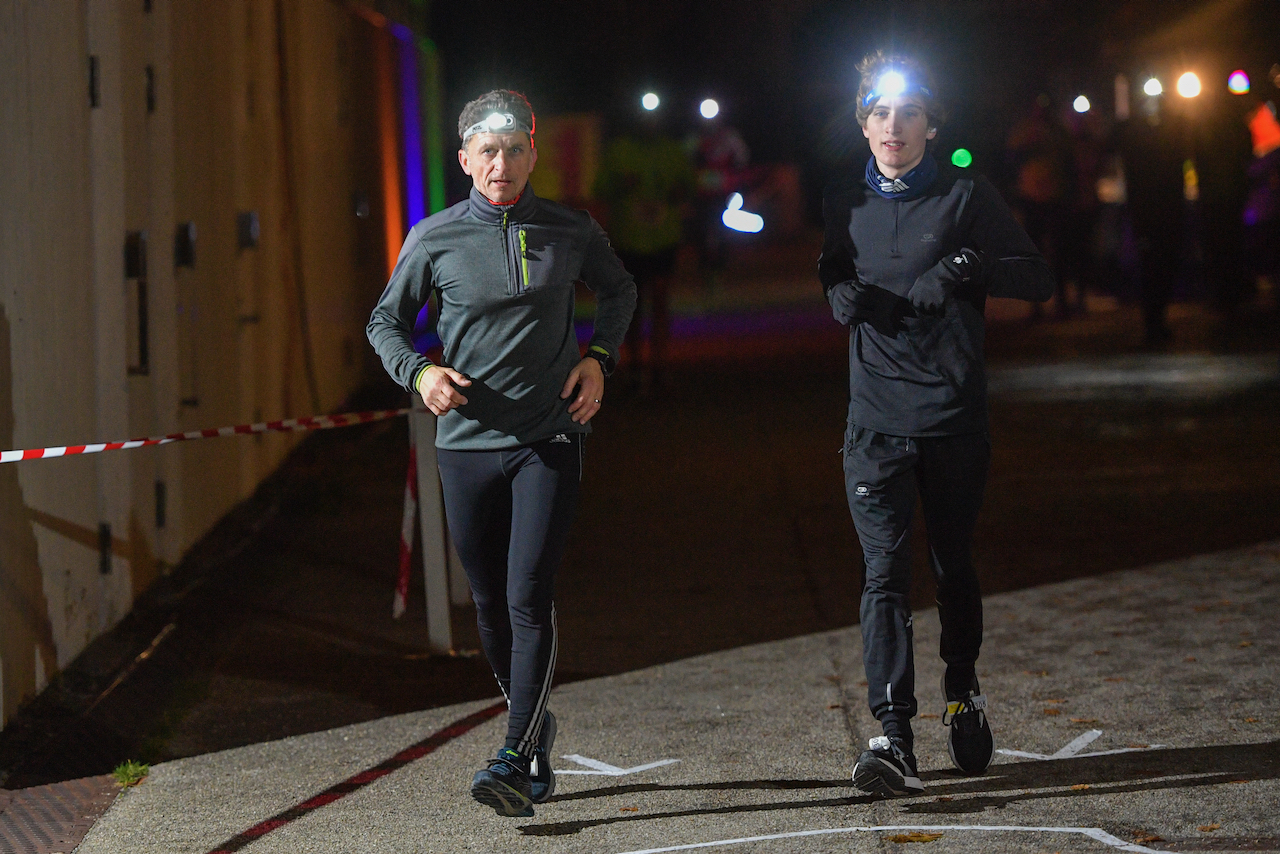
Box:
[0,408,410,464]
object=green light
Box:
[951,148,973,168]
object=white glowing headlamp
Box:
[863,70,931,107]
[462,111,533,142]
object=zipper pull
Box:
[519,229,529,289]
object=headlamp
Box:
[863,69,932,107]
[462,111,533,142]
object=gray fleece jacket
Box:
[367,187,637,450]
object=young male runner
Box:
[367,90,636,817]
[819,53,1053,797]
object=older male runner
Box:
[368,90,636,818]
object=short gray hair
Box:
[457,90,535,145]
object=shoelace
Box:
[943,693,987,729]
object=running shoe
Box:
[942,674,994,775]
[470,748,534,817]
[852,735,924,797]
[530,710,557,803]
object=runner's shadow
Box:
[520,741,1280,835]
[523,782,873,837]
[905,738,1280,814]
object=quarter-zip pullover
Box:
[819,164,1053,436]
[368,187,637,450]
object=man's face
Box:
[862,94,936,179]
[459,132,537,204]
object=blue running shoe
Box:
[530,711,557,803]
[471,748,534,817]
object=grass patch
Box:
[113,760,149,788]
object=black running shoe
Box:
[530,711,557,803]
[471,748,534,817]
[943,675,994,775]
[852,736,924,797]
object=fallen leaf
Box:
[1093,649,1110,655]
[824,675,840,684]
[1134,834,1164,843]
[886,831,943,843]
[1238,641,1253,648]
[1104,676,1127,682]
[1198,823,1221,832]
[1127,743,1150,749]
[1184,656,1197,662]
[1070,783,1090,790]
[1229,779,1250,784]
[619,807,639,813]
[919,713,940,719]
[1071,718,1099,723]
[1043,708,1062,716]
[1193,605,1212,612]
[1244,717,1258,723]
[827,703,842,710]
[858,680,869,687]
[934,796,953,802]
[1024,669,1049,676]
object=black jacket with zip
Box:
[819,163,1053,436]
[368,187,637,450]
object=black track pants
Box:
[436,435,582,757]
[842,424,989,739]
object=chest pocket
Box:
[518,226,581,293]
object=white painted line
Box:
[997,730,1167,761]
[558,754,681,776]
[614,824,1169,854]
[1053,729,1103,758]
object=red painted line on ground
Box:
[205,701,505,853]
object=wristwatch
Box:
[586,345,616,377]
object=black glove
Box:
[828,281,880,326]
[908,248,982,316]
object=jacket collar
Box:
[468,185,538,224]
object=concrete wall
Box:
[0,0,397,729]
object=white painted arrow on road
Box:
[557,754,681,776]
[997,729,1166,761]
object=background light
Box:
[1228,70,1251,94]
[641,92,660,111]
[1073,95,1091,113]
[1176,72,1202,98]
[700,98,720,119]
[722,192,764,233]
[951,148,973,168]
[1143,77,1163,97]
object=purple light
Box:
[394,27,426,227]
[1228,70,1250,95]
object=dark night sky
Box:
[428,0,1279,208]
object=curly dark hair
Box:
[855,51,946,130]
[457,89,536,145]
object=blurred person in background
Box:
[819,51,1053,798]
[691,112,751,288]
[1194,88,1255,319]
[1118,104,1188,348]
[368,89,636,819]
[595,107,696,394]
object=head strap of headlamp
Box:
[462,111,534,143]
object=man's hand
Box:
[908,249,982,316]
[561,357,604,425]
[828,281,880,326]
[418,365,471,416]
